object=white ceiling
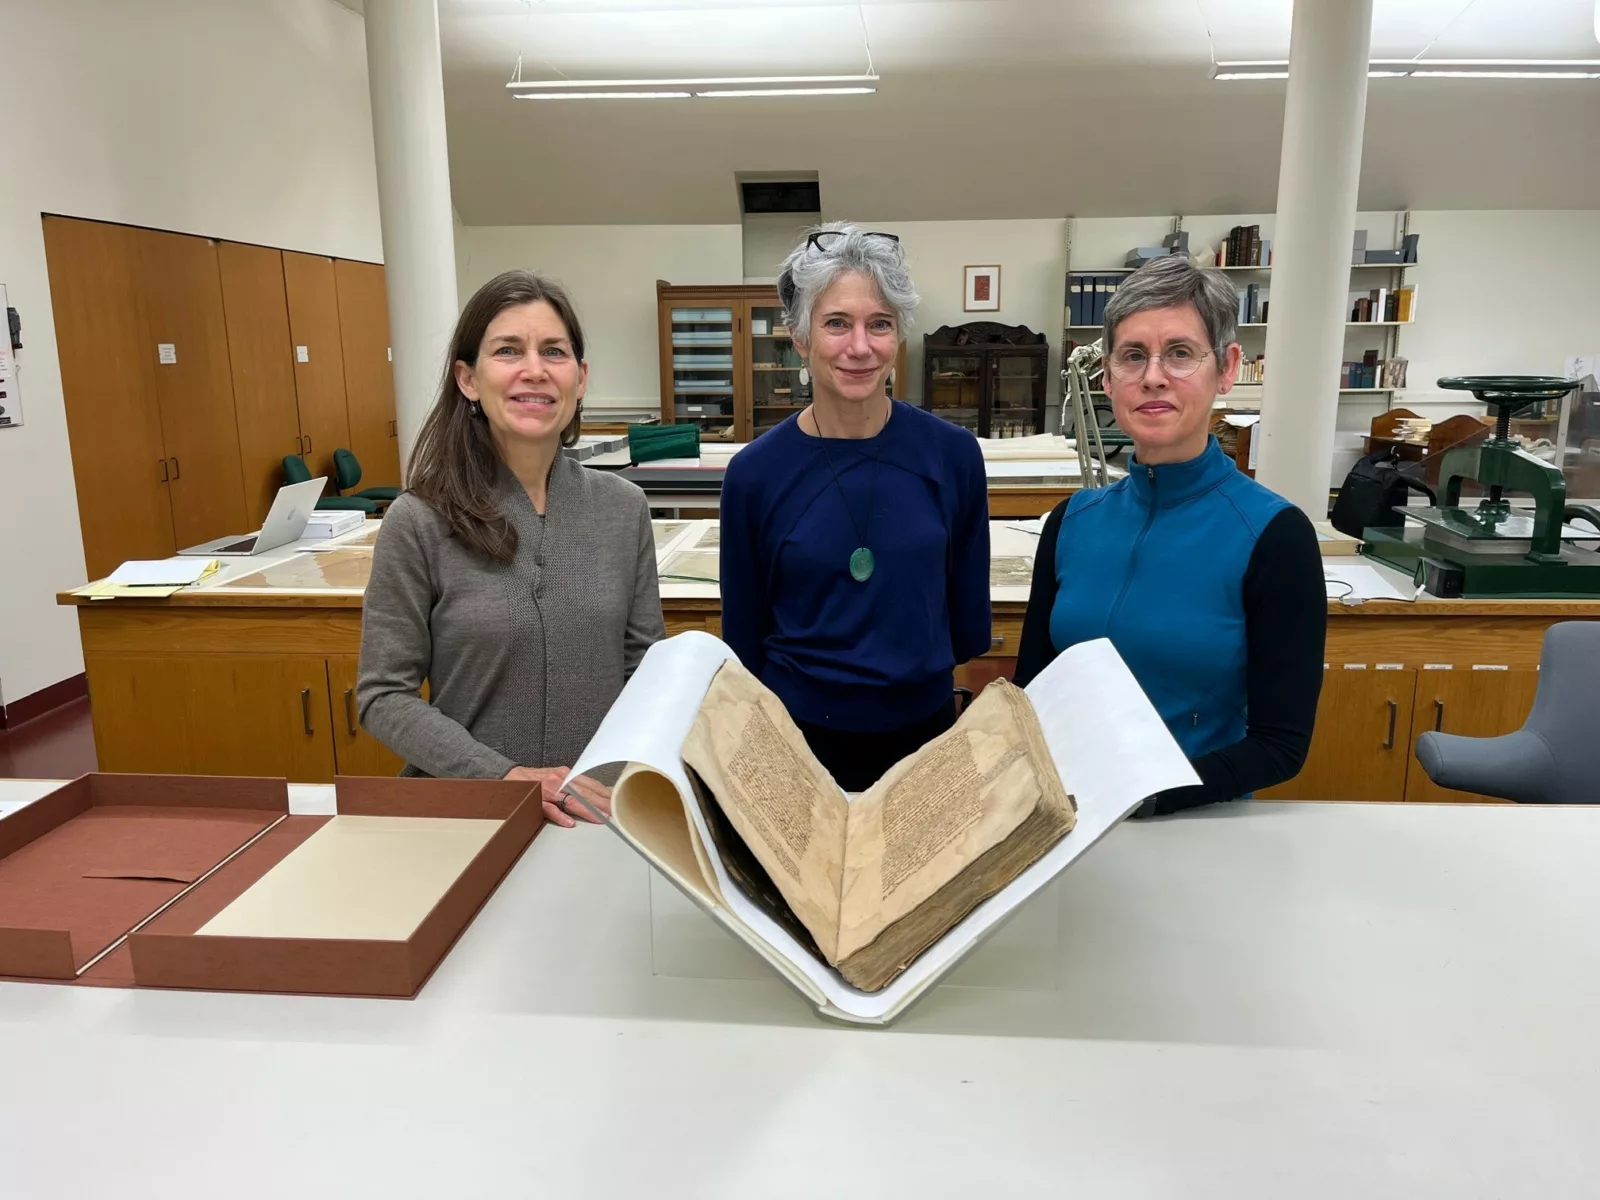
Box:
[434,0,1600,224]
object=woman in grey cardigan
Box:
[358,270,665,827]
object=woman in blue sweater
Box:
[1016,256,1325,814]
[720,223,992,791]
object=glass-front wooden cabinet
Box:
[923,322,1049,438]
[657,282,906,442]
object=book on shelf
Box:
[563,632,1196,1025]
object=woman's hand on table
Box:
[503,765,612,827]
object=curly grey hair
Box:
[1104,256,1239,354]
[777,221,919,346]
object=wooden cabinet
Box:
[923,323,1049,438]
[656,282,907,443]
[334,259,402,490]
[43,217,176,580]
[327,656,406,776]
[282,252,353,480]
[1405,668,1540,803]
[85,652,336,781]
[1259,668,1417,802]
[46,218,397,576]
[134,229,250,551]
[219,241,304,527]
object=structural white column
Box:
[1254,0,1374,513]
[364,0,459,478]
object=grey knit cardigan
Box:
[357,456,665,778]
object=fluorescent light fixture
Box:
[695,87,877,98]
[507,73,878,99]
[516,91,692,100]
[1214,58,1600,81]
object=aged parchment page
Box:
[197,816,500,941]
[834,681,1057,962]
[680,660,849,961]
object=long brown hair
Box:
[406,270,587,563]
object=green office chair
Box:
[333,449,401,506]
[281,455,378,514]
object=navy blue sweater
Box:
[720,401,992,732]
[1015,436,1325,813]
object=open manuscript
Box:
[684,662,1074,992]
[565,633,1197,1025]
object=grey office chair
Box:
[1414,621,1600,803]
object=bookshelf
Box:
[1062,211,1417,418]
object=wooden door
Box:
[41,216,175,580]
[87,653,336,781]
[326,656,407,776]
[218,242,302,526]
[1405,668,1541,803]
[282,251,351,480]
[333,259,401,489]
[135,229,250,550]
[1258,668,1418,802]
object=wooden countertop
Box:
[56,518,1600,618]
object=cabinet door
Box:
[662,296,740,440]
[1406,668,1540,803]
[282,251,352,480]
[744,298,798,440]
[990,347,1047,437]
[42,216,175,580]
[1258,668,1417,802]
[326,656,407,777]
[135,229,250,550]
[219,242,302,526]
[87,654,337,781]
[334,260,402,489]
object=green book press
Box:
[1361,376,1600,598]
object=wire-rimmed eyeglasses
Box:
[1105,343,1216,381]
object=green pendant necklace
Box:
[812,404,886,583]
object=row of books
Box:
[1350,285,1417,323]
[1218,225,1270,267]
[1343,354,1409,390]
[1066,274,1125,326]
[1238,283,1268,326]
[1237,356,1266,385]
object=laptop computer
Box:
[177,477,328,556]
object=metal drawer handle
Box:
[990,635,1005,646]
[301,688,314,735]
[344,688,357,736]
[159,458,169,482]
[304,434,313,453]
[1434,699,1445,732]
[1383,699,1397,750]
[169,456,180,480]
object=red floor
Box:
[0,698,98,780]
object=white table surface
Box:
[2,779,1597,1197]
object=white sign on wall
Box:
[0,284,21,429]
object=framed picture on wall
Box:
[964,265,1001,312]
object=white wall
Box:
[454,224,743,413]
[741,213,816,284]
[869,219,1068,415]
[0,0,382,705]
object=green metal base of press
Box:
[1361,527,1600,599]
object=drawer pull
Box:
[1433,699,1445,732]
[344,688,357,736]
[1383,699,1397,750]
[301,688,314,735]
[990,636,1005,646]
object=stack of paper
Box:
[73,557,219,600]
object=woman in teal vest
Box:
[1015,256,1325,814]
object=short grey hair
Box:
[1104,256,1238,354]
[777,221,919,345]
